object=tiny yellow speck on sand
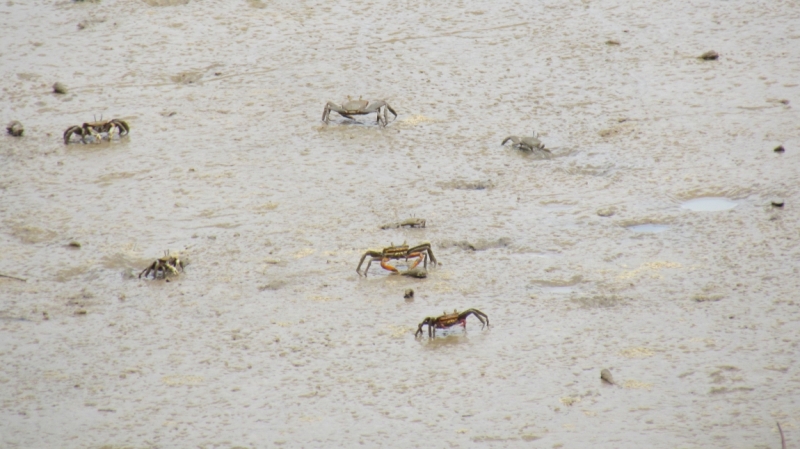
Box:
[401,115,437,126]
[620,347,655,358]
[616,261,682,281]
[560,396,581,406]
[161,375,204,386]
[294,248,315,258]
[623,380,654,390]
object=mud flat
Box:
[1,0,798,447]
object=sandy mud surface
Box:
[1,0,799,447]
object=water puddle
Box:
[681,197,737,212]
[627,224,670,233]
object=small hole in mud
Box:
[681,197,737,212]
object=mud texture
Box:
[1,0,799,448]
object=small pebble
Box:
[605,40,620,46]
[404,289,414,300]
[771,199,785,208]
[53,82,68,94]
[774,145,785,153]
[68,240,81,248]
[597,208,615,217]
[6,121,24,137]
[401,268,427,278]
[601,368,616,385]
[699,50,719,60]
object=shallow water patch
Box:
[681,197,737,212]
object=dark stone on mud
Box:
[6,121,23,137]
[774,145,785,153]
[771,199,784,208]
[401,268,427,278]
[699,50,719,60]
[53,82,68,94]
[404,289,414,300]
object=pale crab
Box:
[139,250,184,279]
[64,117,129,144]
[501,132,550,153]
[379,217,426,230]
[322,97,397,127]
[356,241,437,276]
[415,309,489,338]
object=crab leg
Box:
[405,252,425,270]
[380,257,399,273]
[460,309,489,328]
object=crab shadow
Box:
[418,328,489,348]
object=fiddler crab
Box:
[501,132,550,153]
[322,97,397,127]
[139,250,184,279]
[64,116,129,144]
[415,309,489,338]
[356,241,437,276]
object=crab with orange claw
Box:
[501,132,550,153]
[415,309,489,338]
[139,251,184,279]
[322,97,397,127]
[356,242,437,276]
[64,117,129,144]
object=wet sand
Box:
[1,0,799,447]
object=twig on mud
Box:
[0,273,27,282]
[777,422,786,449]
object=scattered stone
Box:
[401,268,427,278]
[600,368,616,385]
[596,208,615,217]
[699,50,719,60]
[53,82,68,94]
[68,240,82,248]
[605,40,620,46]
[74,309,87,316]
[693,294,724,302]
[6,121,24,137]
[774,145,785,153]
[771,199,784,208]
[404,289,414,300]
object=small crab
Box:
[415,309,489,338]
[380,217,426,229]
[322,97,397,127]
[356,241,437,276]
[139,251,184,279]
[501,132,550,153]
[64,117,129,144]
